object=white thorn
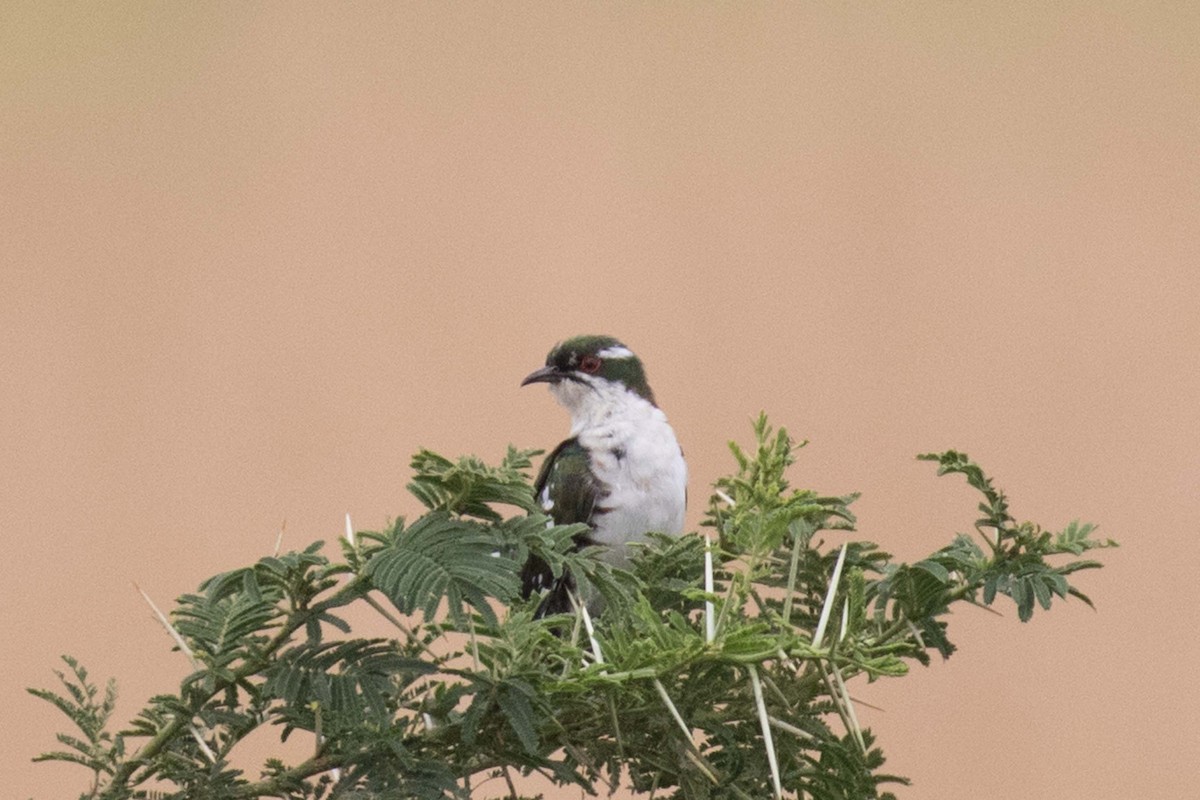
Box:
[749,666,783,799]
[704,534,716,644]
[134,583,199,669]
[187,723,217,763]
[768,714,816,740]
[576,595,604,664]
[653,679,693,745]
[812,543,848,649]
[832,663,866,753]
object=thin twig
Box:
[112,577,370,790]
[467,613,481,672]
[362,593,440,661]
[502,764,519,800]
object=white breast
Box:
[575,399,687,569]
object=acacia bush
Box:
[32,415,1115,799]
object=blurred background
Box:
[3,3,1196,798]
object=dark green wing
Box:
[534,438,601,529]
[520,438,602,614]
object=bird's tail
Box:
[533,574,576,619]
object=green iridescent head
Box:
[521,335,655,405]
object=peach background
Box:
[3,4,1197,798]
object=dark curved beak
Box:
[521,365,562,387]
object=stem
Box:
[781,520,812,628]
[875,580,979,645]
[502,764,519,799]
[362,593,440,660]
[232,753,353,799]
[106,576,371,793]
[467,613,481,673]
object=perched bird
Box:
[519,335,687,617]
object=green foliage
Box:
[407,447,544,521]
[28,656,123,793]
[910,451,1118,623]
[31,416,1115,799]
[366,512,519,627]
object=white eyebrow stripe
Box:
[597,345,634,359]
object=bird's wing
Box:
[533,437,601,529]
[519,437,602,611]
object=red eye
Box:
[579,355,602,374]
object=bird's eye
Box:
[579,355,602,374]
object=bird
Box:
[519,335,687,618]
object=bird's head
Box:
[522,335,656,423]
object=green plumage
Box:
[519,437,605,614]
[534,438,604,531]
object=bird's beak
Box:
[521,365,561,387]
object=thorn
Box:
[187,723,217,763]
[704,534,716,644]
[749,666,783,799]
[847,694,886,712]
[571,594,604,665]
[831,664,866,752]
[812,543,848,649]
[133,582,199,669]
[768,715,815,740]
[652,679,717,784]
